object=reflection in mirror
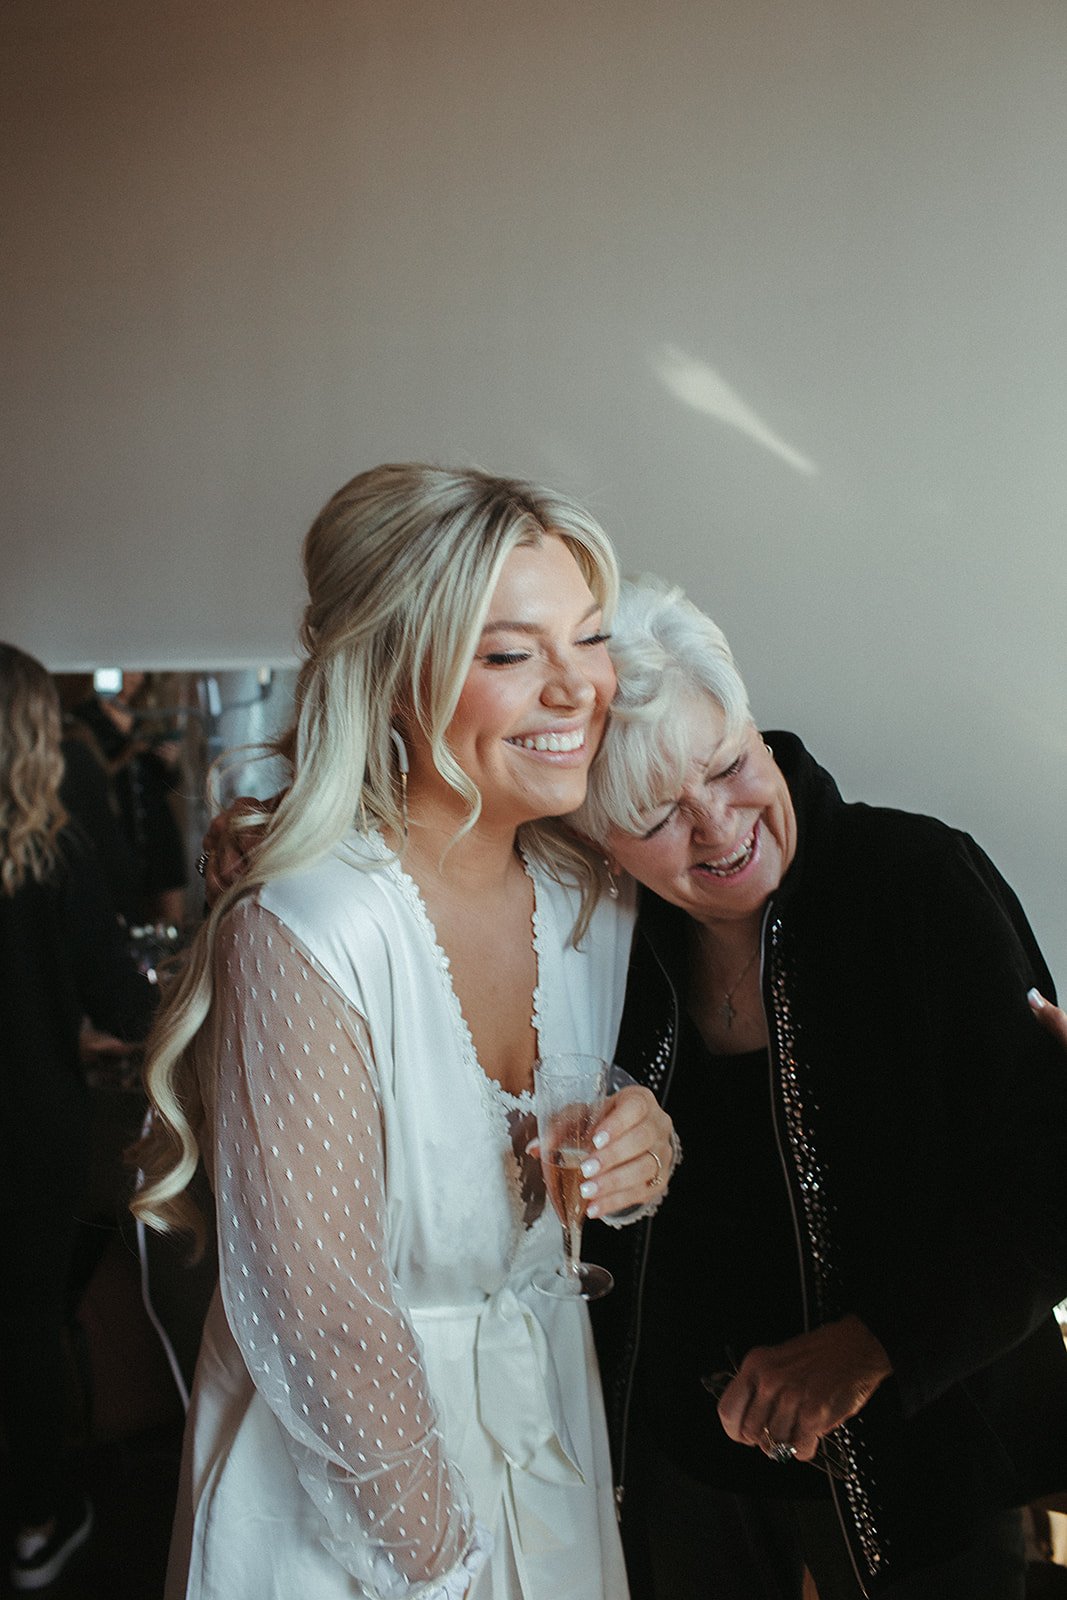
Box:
[52,667,297,933]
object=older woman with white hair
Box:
[580,576,1067,1600]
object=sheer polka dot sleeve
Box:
[212,900,486,1599]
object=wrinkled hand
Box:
[717,1315,892,1463]
[581,1085,675,1219]
[1029,989,1067,1052]
[200,795,275,905]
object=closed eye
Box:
[713,752,746,782]
[640,806,677,840]
[479,629,608,667]
[480,650,531,666]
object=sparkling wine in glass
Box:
[532,1053,614,1301]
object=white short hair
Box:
[573,573,752,842]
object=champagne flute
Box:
[532,1053,614,1300]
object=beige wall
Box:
[3,0,1065,974]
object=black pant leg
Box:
[878,1509,1027,1600]
[626,1443,807,1600]
[0,1155,87,1525]
[796,1500,1027,1600]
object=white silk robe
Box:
[166,833,635,1600]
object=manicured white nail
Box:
[581,1158,600,1178]
[580,1180,598,1199]
[1028,987,1045,1009]
[592,1130,609,1149]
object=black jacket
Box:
[0,826,157,1206]
[593,732,1067,1594]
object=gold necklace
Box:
[720,944,760,1029]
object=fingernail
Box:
[592,1130,609,1150]
[1028,987,1045,1009]
[579,1180,598,1199]
[586,1202,602,1218]
[581,1158,600,1178]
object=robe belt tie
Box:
[412,1287,584,1487]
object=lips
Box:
[696,823,758,878]
[505,727,586,754]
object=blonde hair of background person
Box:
[131,461,621,1241]
[0,643,68,894]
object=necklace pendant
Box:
[722,996,736,1029]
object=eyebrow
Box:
[479,601,601,637]
[703,738,746,779]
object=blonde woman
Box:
[0,644,156,1591]
[133,465,673,1600]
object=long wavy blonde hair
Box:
[132,463,620,1243]
[0,643,68,895]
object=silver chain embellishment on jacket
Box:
[769,918,885,1584]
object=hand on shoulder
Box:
[199,795,277,904]
[1029,989,1067,1051]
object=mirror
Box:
[53,667,298,932]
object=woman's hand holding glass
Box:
[532,1055,615,1299]
[532,1054,675,1300]
[527,1078,673,1222]
[575,1081,674,1220]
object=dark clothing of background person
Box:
[0,825,157,1525]
[70,693,187,913]
[59,731,141,922]
[593,732,1067,1598]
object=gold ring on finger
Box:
[645,1148,663,1190]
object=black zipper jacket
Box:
[592,732,1067,1594]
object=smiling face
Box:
[405,534,617,833]
[605,693,797,932]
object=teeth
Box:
[702,829,755,876]
[509,729,585,753]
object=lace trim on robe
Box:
[383,849,548,1241]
